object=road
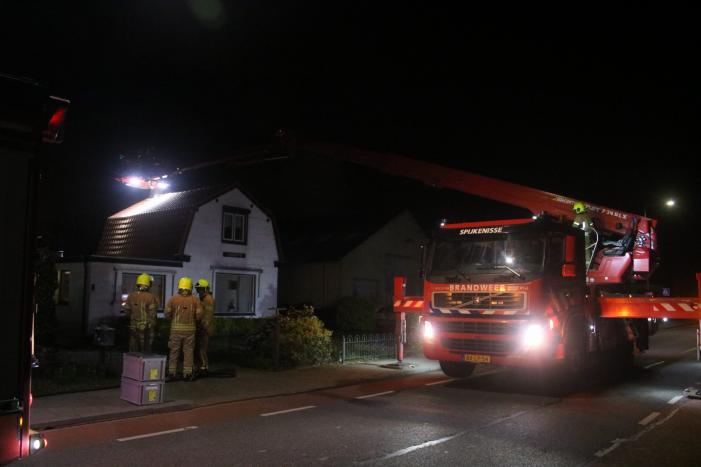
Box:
[20,323,701,466]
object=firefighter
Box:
[123,273,159,353]
[165,277,203,382]
[194,278,215,375]
[572,201,594,267]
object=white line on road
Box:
[376,434,460,461]
[667,395,684,405]
[260,405,316,417]
[684,347,698,353]
[360,410,527,464]
[594,408,680,458]
[117,426,198,442]
[425,379,454,386]
[638,412,660,426]
[355,390,395,400]
[644,361,665,369]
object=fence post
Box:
[342,335,346,364]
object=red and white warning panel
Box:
[393,298,425,313]
[599,297,701,319]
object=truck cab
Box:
[420,217,587,377]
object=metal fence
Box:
[339,333,396,364]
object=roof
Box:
[96,185,235,260]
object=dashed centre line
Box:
[667,395,684,405]
[117,426,198,442]
[644,361,665,369]
[355,390,395,400]
[260,406,316,417]
[638,412,660,426]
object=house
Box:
[55,185,280,336]
[278,210,426,310]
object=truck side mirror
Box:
[562,235,577,277]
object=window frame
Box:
[120,272,167,312]
[213,271,257,316]
[222,206,250,245]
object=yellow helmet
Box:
[136,273,151,287]
[178,277,193,291]
[573,201,586,214]
[195,278,209,289]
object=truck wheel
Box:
[439,361,476,378]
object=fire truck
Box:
[0,73,68,464]
[293,140,701,378]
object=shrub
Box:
[246,306,334,368]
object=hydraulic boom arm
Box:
[298,140,652,236]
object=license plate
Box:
[464,354,491,363]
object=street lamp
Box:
[665,199,675,207]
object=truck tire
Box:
[439,361,476,378]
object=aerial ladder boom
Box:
[298,140,647,236]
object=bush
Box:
[334,296,377,334]
[246,306,334,368]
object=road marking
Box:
[638,412,660,426]
[644,361,665,369]
[375,433,462,461]
[594,408,680,458]
[360,410,527,464]
[260,405,316,417]
[667,395,684,405]
[117,426,198,442]
[425,379,454,386]
[684,347,698,353]
[355,390,395,400]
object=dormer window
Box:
[222,206,249,244]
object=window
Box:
[121,273,166,310]
[57,270,71,305]
[548,236,564,267]
[222,206,249,244]
[214,272,256,315]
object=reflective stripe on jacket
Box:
[124,291,159,329]
[165,294,203,333]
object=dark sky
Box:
[3,2,700,293]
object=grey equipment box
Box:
[120,378,165,405]
[122,352,166,382]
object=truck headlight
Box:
[522,324,545,349]
[423,321,435,341]
[30,433,47,453]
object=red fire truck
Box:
[0,73,68,464]
[295,140,701,378]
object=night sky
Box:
[3,2,700,293]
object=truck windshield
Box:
[428,235,545,280]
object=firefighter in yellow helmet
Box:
[572,201,595,267]
[194,278,215,375]
[164,277,202,381]
[122,273,159,353]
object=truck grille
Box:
[436,321,511,335]
[442,338,516,354]
[433,292,525,310]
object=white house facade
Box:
[56,186,280,336]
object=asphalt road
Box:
[19,323,701,466]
